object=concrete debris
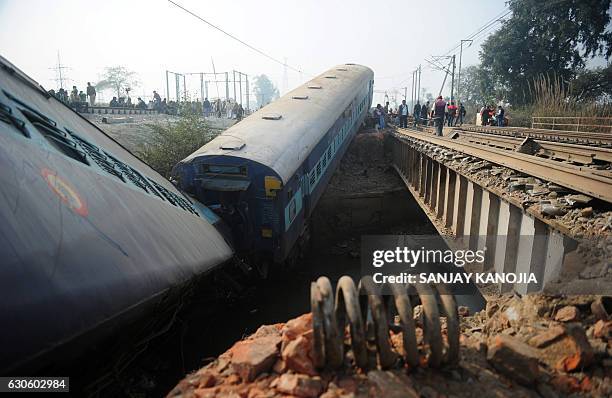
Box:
[168,292,612,398]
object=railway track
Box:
[395,127,612,203]
[455,125,612,146]
[449,129,612,165]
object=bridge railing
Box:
[531,116,612,133]
[79,106,158,115]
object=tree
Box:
[570,63,612,102]
[139,104,218,177]
[96,66,140,99]
[252,75,279,108]
[480,0,612,104]
[457,65,497,108]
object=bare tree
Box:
[95,66,140,98]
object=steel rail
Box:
[456,125,612,146]
[451,130,612,164]
[395,128,612,203]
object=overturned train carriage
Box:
[0,56,233,373]
[173,64,374,263]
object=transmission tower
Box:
[49,51,71,89]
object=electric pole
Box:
[450,55,456,103]
[457,39,473,106]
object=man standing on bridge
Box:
[398,100,409,128]
[434,96,446,136]
[421,102,429,126]
[413,101,420,127]
[86,82,96,106]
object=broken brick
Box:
[486,335,540,385]
[554,306,580,322]
[282,334,317,376]
[275,373,323,398]
[281,312,312,350]
[230,335,281,382]
[528,325,566,348]
[593,319,611,340]
[541,324,594,372]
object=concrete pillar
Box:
[425,157,433,204]
[482,192,500,271]
[430,161,439,210]
[419,154,426,196]
[542,233,577,288]
[465,183,483,250]
[452,175,468,236]
[436,165,447,218]
[514,216,548,294]
[444,171,456,228]
[494,201,522,292]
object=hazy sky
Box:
[0,0,508,105]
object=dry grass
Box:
[505,75,612,130]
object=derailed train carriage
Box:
[173,64,374,265]
[0,56,233,373]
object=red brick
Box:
[528,325,566,348]
[554,306,580,322]
[282,334,317,376]
[230,335,281,382]
[544,325,594,372]
[486,335,540,385]
[275,373,323,398]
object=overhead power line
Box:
[167,0,305,75]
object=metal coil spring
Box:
[310,275,459,370]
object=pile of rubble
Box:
[167,293,611,398]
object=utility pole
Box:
[411,71,415,110]
[200,73,204,103]
[225,72,229,100]
[457,39,473,106]
[404,86,407,100]
[246,75,249,111]
[211,57,221,99]
[165,70,170,102]
[239,72,243,105]
[233,70,237,102]
[417,65,421,104]
[450,55,456,103]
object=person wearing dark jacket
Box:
[421,102,429,126]
[433,96,446,136]
[398,100,409,128]
[413,102,420,126]
[457,103,466,126]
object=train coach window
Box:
[202,164,248,176]
[307,85,322,89]
[292,95,308,100]
[336,68,348,71]
[20,108,89,166]
[325,76,337,79]
[0,101,28,137]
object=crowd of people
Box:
[48,82,97,112]
[372,97,505,136]
[47,83,247,119]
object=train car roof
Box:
[181,64,374,184]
